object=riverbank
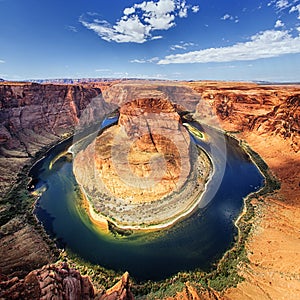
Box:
[223,132,300,300]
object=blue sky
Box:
[1,0,300,81]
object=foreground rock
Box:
[73,98,211,229]
[97,272,134,300]
[0,217,56,278]
[0,263,94,299]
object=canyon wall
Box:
[188,81,299,152]
[0,82,115,195]
[0,82,116,285]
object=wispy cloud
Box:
[269,0,298,11]
[170,41,195,51]
[276,0,290,10]
[158,30,300,64]
[130,57,159,63]
[80,0,198,43]
[95,68,111,72]
[221,13,239,23]
[191,5,199,13]
[0,60,5,63]
[65,25,78,32]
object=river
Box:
[29,117,264,282]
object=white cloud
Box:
[290,4,300,19]
[80,0,196,43]
[80,16,149,43]
[221,13,239,22]
[0,60,5,63]
[276,0,290,9]
[158,30,300,64]
[191,5,199,13]
[124,7,135,15]
[221,14,232,20]
[170,44,185,50]
[275,19,284,27]
[179,7,188,18]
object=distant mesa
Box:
[73,97,212,230]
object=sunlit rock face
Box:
[95,98,191,202]
[73,98,211,229]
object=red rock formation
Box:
[0,263,94,300]
[98,97,191,202]
[96,272,134,300]
[73,97,210,229]
[102,81,201,112]
[0,263,136,300]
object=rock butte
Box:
[73,98,212,229]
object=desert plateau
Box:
[0,79,299,299]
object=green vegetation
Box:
[0,164,35,226]
[60,250,123,290]
[138,280,185,299]
[241,142,281,195]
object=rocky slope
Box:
[0,263,94,299]
[0,262,134,300]
[188,81,300,299]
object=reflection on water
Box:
[29,119,263,282]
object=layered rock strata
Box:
[0,82,116,195]
[188,81,300,152]
[73,98,211,229]
[0,82,116,280]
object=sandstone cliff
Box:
[0,263,135,300]
[0,82,115,195]
[188,81,300,152]
[0,263,94,299]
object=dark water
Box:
[29,120,264,282]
